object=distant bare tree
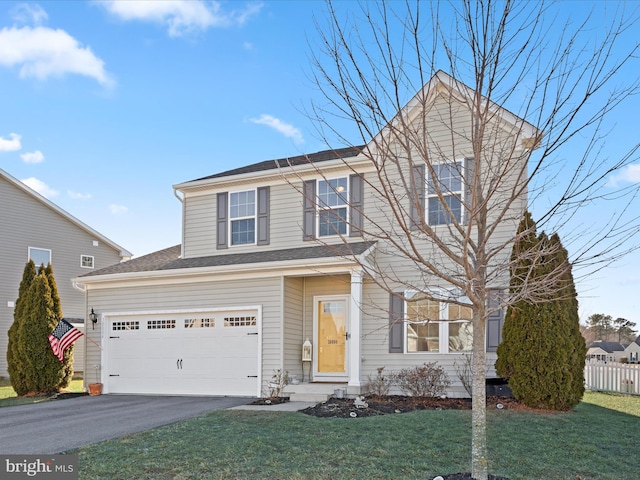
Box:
[306,1,639,478]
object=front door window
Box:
[316,298,347,375]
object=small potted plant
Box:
[88,364,103,396]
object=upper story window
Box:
[318,178,348,237]
[217,187,269,250]
[81,255,94,269]
[303,174,364,241]
[405,295,473,353]
[229,190,256,246]
[427,161,463,225]
[410,159,471,229]
[29,247,51,270]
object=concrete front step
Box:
[288,392,331,403]
[284,382,351,403]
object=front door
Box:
[314,296,349,380]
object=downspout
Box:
[173,187,185,258]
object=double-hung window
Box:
[317,177,348,237]
[229,190,256,246]
[427,161,463,225]
[406,295,473,353]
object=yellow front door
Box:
[317,299,347,374]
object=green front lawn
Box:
[75,392,639,480]
[0,377,85,407]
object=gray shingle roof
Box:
[82,241,375,278]
[189,146,364,182]
[588,341,625,353]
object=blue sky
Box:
[1,1,639,327]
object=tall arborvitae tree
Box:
[497,216,586,410]
[15,267,71,394]
[6,260,37,395]
[44,263,74,388]
[495,212,540,381]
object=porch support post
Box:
[348,269,363,388]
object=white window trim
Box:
[316,177,349,238]
[28,247,52,268]
[426,159,465,226]
[228,188,257,247]
[404,289,473,354]
[81,254,95,269]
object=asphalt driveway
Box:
[0,394,252,454]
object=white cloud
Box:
[249,114,304,144]
[20,150,44,164]
[0,133,22,152]
[607,164,640,187]
[21,177,58,198]
[99,0,263,37]
[0,26,114,86]
[68,190,92,200]
[11,3,48,26]
[109,204,128,215]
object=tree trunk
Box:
[471,311,488,480]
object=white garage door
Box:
[104,310,259,396]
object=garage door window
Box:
[185,318,215,328]
[148,319,176,329]
[224,316,257,327]
[113,321,139,331]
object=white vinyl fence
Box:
[584,362,640,395]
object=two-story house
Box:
[0,167,132,377]
[75,71,538,398]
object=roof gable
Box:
[0,168,132,259]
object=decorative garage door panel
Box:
[106,312,259,396]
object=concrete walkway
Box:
[0,395,252,454]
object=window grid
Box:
[81,255,94,268]
[406,296,473,353]
[224,316,257,327]
[317,178,348,237]
[230,190,256,245]
[147,319,176,330]
[184,318,215,328]
[112,321,140,331]
[427,161,463,225]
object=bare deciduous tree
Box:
[302,1,639,478]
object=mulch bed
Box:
[300,395,522,418]
[22,391,89,401]
[249,396,290,405]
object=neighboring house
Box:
[0,168,132,377]
[586,341,626,363]
[625,336,640,364]
[74,71,537,398]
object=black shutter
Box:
[486,290,504,352]
[216,192,228,250]
[389,292,405,353]
[303,180,316,241]
[257,186,270,245]
[349,174,364,237]
[410,164,425,230]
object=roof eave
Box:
[73,250,371,287]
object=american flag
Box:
[48,319,83,362]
